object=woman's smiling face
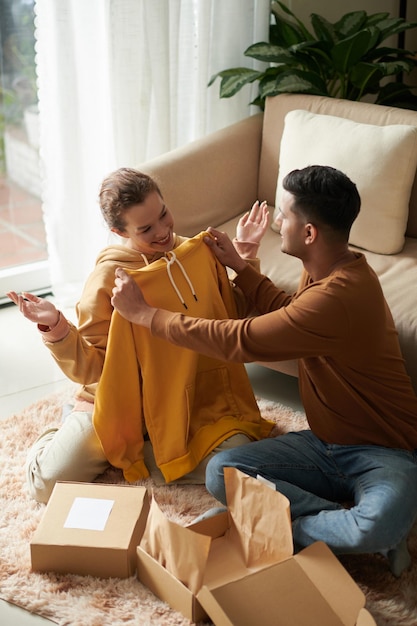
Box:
[113,191,175,254]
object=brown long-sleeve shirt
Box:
[151,253,417,450]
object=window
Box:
[0,0,50,304]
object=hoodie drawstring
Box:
[161,251,198,309]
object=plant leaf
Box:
[376,82,417,109]
[379,60,416,77]
[311,14,336,44]
[270,22,301,47]
[207,68,237,87]
[260,69,328,98]
[208,68,262,98]
[350,62,383,90]
[249,94,265,110]
[270,13,306,46]
[292,44,333,75]
[331,30,373,73]
[272,1,313,40]
[334,11,367,38]
[360,25,380,53]
[365,46,417,61]
[364,12,390,26]
[377,18,417,42]
[244,42,294,63]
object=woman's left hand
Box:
[236,200,269,244]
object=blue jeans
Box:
[205,430,417,555]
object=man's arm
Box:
[110,267,313,365]
[111,227,252,324]
[111,268,157,327]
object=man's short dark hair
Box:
[282,165,361,238]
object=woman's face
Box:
[113,191,175,255]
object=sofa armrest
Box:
[138,114,263,236]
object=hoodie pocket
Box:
[185,365,241,435]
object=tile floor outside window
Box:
[0,176,47,271]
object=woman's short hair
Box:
[99,167,162,232]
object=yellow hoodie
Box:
[40,235,189,402]
[93,233,273,482]
[40,233,254,404]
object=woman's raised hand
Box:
[7,291,60,328]
[236,200,269,244]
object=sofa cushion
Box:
[273,109,417,255]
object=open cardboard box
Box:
[31,482,149,578]
[137,468,376,625]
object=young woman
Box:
[8,167,271,503]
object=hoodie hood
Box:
[95,234,187,268]
[95,234,198,310]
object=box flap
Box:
[137,546,207,623]
[196,585,234,626]
[294,542,365,624]
[198,558,351,626]
[357,608,377,626]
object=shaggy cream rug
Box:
[0,390,416,626]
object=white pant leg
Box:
[26,410,109,503]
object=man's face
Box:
[277,190,307,259]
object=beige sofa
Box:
[139,93,417,394]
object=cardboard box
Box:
[197,542,376,625]
[31,482,149,578]
[137,468,376,625]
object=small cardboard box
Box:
[137,468,376,625]
[31,482,149,578]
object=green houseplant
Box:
[0,0,38,172]
[209,1,417,110]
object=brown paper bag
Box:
[139,495,211,594]
[225,467,293,568]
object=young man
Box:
[111,165,417,577]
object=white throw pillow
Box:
[274,109,417,254]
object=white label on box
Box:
[64,497,115,531]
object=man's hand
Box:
[7,291,60,328]
[236,200,269,244]
[204,228,247,274]
[111,268,156,327]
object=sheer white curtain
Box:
[34,0,270,305]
